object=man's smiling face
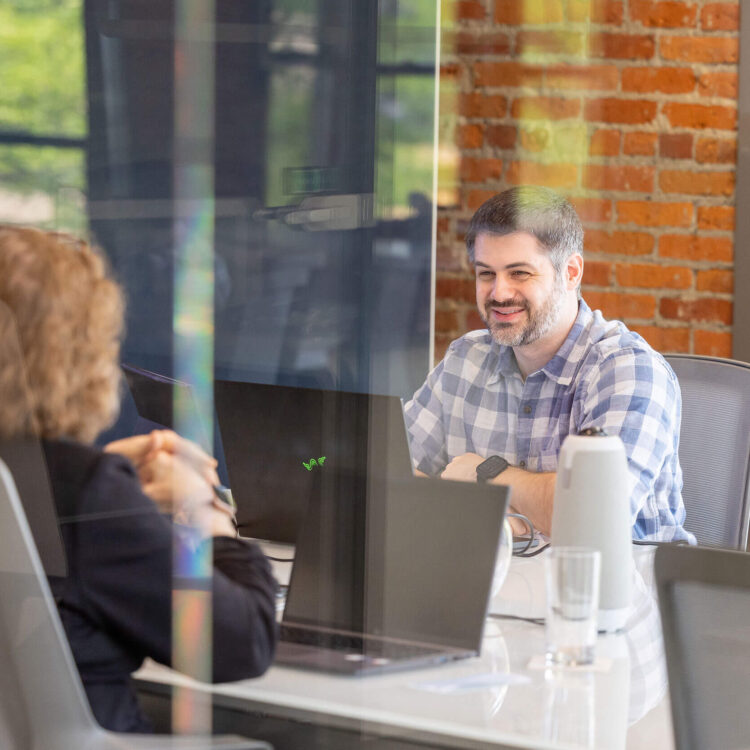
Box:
[474,231,567,348]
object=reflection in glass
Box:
[543,670,596,748]
[0,145,86,231]
[82,1,436,404]
[0,1,86,232]
[0,1,85,139]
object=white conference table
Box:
[136,545,672,749]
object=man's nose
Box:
[491,275,515,302]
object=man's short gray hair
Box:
[465,186,583,274]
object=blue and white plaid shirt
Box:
[405,300,693,543]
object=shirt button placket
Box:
[517,398,533,473]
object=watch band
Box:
[476,455,510,483]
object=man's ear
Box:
[565,253,584,290]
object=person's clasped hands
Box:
[104,429,236,537]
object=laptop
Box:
[121,363,209,441]
[213,380,414,543]
[275,471,510,675]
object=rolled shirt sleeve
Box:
[404,356,451,476]
[577,348,692,542]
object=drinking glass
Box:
[545,547,601,667]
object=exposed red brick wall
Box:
[436,0,739,363]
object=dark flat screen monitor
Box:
[214,380,413,544]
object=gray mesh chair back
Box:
[664,354,750,549]
[0,458,270,750]
[655,544,750,750]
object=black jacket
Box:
[43,439,278,732]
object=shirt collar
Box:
[483,300,594,386]
[486,340,522,385]
[540,300,593,386]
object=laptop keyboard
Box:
[279,624,445,661]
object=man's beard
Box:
[481,279,566,348]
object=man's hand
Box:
[441,452,485,482]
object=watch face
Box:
[477,455,509,481]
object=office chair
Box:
[655,544,750,750]
[664,354,750,549]
[0,458,270,750]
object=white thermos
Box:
[551,430,633,632]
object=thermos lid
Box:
[577,427,607,437]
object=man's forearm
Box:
[440,452,557,535]
[490,467,556,537]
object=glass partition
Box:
[0,1,697,748]
[1,0,439,739]
[81,0,435,404]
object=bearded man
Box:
[404,186,693,543]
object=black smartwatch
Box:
[476,455,509,483]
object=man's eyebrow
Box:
[474,261,537,270]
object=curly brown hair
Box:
[0,225,125,443]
